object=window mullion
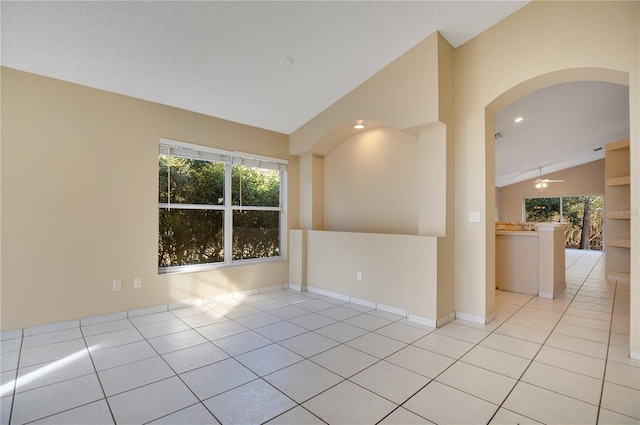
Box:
[280,169,287,260]
[224,163,233,264]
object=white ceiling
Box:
[495,81,630,187]
[1,1,528,135]
[2,1,628,187]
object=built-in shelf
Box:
[604,139,630,280]
[605,211,631,220]
[605,176,630,186]
[605,138,630,152]
[607,271,630,282]
[606,238,630,249]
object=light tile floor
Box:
[1,250,638,424]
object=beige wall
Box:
[306,230,438,321]
[290,33,440,156]
[324,127,419,234]
[455,0,639,341]
[298,153,324,230]
[3,2,638,353]
[435,34,456,323]
[290,32,456,326]
[1,68,294,330]
[498,159,605,222]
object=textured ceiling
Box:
[2,1,628,187]
[495,81,629,187]
[1,1,527,134]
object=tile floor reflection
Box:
[1,250,637,424]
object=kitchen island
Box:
[495,223,566,298]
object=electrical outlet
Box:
[357,271,363,281]
[134,278,142,289]
[112,279,122,292]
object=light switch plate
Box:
[469,211,481,223]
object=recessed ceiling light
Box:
[354,124,365,129]
[514,116,524,123]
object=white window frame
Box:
[158,139,287,274]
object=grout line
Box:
[489,248,608,423]
[79,326,118,425]
[6,254,632,424]
[6,330,24,425]
[121,316,226,425]
[596,273,619,424]
[485,251,602,424]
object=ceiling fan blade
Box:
[534,178,565,184]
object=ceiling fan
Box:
[534,178,564,189]
[533,166,564,189]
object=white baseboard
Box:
[287,283,307,292]
[327,290,350,302]
[538,291,554,299]
[169,298,203,311]
[128,304,168,318]
[204,293,232,304]
[436,312,456,328]
[259,284,287,293]
[307,286,328,296]
[24,319,81,337]
[351,297,377,309]
[376,303,407,317]
[455,311,495,325]
[407,314,436,329]
[81,311,127,327]
[631,348,640,360]
[233,288,260,299]
[0,329,23,341]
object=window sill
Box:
[158,256,286,275]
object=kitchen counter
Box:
[496,223,566,298]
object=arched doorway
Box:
[485,67,631,343]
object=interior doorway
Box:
[489,70,630,313]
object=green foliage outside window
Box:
[525,198,561,222]
[232,165,280,261]
[159,209,224,267]
[232,165,279,207]
[562,196,602,250]
[159,156,225,205]
[158,156,281,269]
[524,195,602,250]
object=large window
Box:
[158,140,287,272]
[524,195,602,250]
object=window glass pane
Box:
[232,165,280,207]
[159,156,225,205]
[159,208,224,267]
[233,210,280,260]
[524,198,560,222]
[563,195,603,250]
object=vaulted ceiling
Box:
[2,1,629,187]
[1,1,528,134]
[495,81,629,187]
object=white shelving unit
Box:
[604,138,630,281]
